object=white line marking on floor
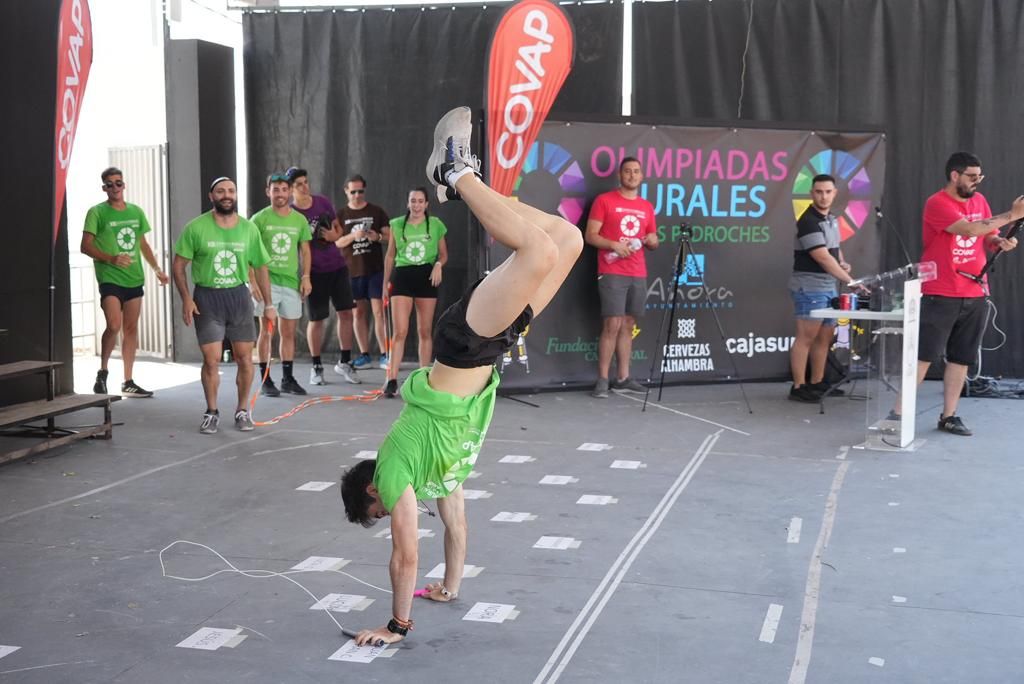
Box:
[0,661,96,675]
[892,596,907,603]
[835,446,849,460]
[787,460,850,684]
[252,440,339,456]
[893,547,906,553]
[0,646,20,660]
[868,657,885,667]
[787,518,803,544]
[759,604,784,643]
[534,430,720,684]
[0,433,275,524]
[616,393,750,436]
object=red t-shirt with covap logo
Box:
[920,190,994,298]
[589,190,658,277]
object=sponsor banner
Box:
[52,0,94,245]
[485,0,574,196]
[491,121,886,389]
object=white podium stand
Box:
[811,279,924,451]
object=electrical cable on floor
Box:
[159,540,392,639]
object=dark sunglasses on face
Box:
[104,180,125,189]
[349,188,365,194]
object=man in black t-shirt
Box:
[336,174,391,371]
[788,174,856,402]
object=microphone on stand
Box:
[874,205,916,269]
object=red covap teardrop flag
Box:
[486,0,574,197]
[52,0,93,245]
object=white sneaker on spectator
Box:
[334,361,362,384]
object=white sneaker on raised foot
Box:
[426,106,479,203]
[334,361,362,384]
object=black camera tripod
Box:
[642,225,753,414]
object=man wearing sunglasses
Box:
[908,152,1023,436]
[249,172,313,397]
[336,174,390,372]
[81,167,169,398]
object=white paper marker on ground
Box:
[539,475,578,485]
[176,627,243,651]
[868,657,885,667]
[375,527,435,540]
[354,450,378,460]
[758,604,784,643]
[892,595,907,603]
[610,460,645,469]
[463,602,519,623]
[578,443,612,451]
[291,556,350,572]
[787,517,803,544]
[533,536,581,550]
[500,454,535,464]
[462,489,492,499]
[328,640,390,663]
[577,495,617,505]
[0,645,20,660]
[491,512,536,522]
[309,594,373,612]
[426,563,483,579]
[296,481,334,492]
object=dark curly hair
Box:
[340,459,378,527]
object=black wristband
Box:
[386,618,408,636]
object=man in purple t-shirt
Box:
[286,167,360,386]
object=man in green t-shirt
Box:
[249,172,313,397]
[172,177,275,435]
[340,107,583,647]
[81,167,169,398]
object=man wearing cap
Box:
[81,166,169,398]
[172,177,275,434]
[287,167,361,386]
[249,172,313,397]
[337,174,390,372]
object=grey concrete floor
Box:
[1,360,1022,683]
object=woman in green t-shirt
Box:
[382,187,449,397]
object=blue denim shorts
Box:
[791,288,837,325]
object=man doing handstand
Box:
[340,107,583,646]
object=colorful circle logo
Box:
[512,141,588,224]
[791,150,873,241]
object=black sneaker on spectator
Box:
[788,384,821,403]
[807,380,844,397]
[592,378,609,398]
[121,379,153,398]
[94,369,109,394]
[937,413,972,436]
[611,377,647,393]
[280,375,307,395]
[261,377,281,397]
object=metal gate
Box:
[107,145,172,359]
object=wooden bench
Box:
[0,361,120,466]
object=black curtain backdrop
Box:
[0,0,75,404]
[243,4,621,345]
[634,0,1024,377]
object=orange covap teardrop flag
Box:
[485,0,574,197]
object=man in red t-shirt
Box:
[584,157,659,398]
[911,152,1022,435]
